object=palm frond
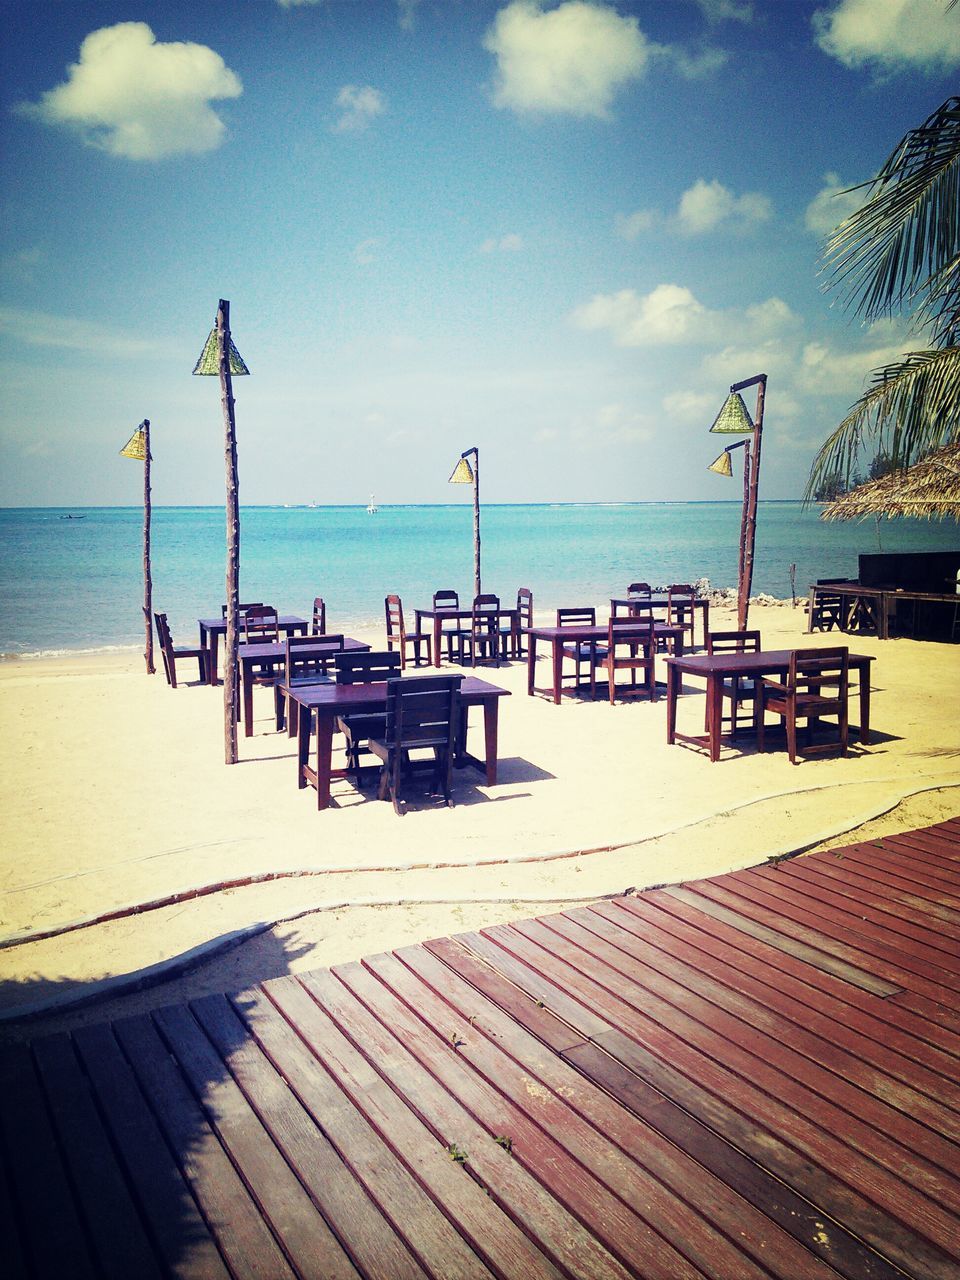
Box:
[823,98,960,327]
[805,344,960,500]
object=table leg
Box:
[242,663,254,738]
[297,700,310,789]
[552,638,562,705]
[526,635,537,695]
[209,630,221,686]
[482,700,499,785]
[315,709,334,809]
[858,664,871,744]
[433,615,442,668]
[708,675,723,762]
[701,600,709,648]
[666,664,678,744]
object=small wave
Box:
[1,643,144,662]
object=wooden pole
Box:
[737,376,766,630]
[142,419,154,674]
[736,437,750,630]
[217,300,241,766]
[471,447,481,598]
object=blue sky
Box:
[2,0,959,506]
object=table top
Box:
[199,614,307,631]
[416,606,519,620]
[238,637,369,662]
[609,595,707,607]
[530,623,684,642]
[282,674,511,710]
[665,648,874,675]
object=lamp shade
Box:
[192,327,250,376]
[707,450,734,477]
[709,391,753,434]
[119,426,148,460]
[448,457,474,484]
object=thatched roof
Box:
[821,441,960,522]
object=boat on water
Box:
[366,493,379,514]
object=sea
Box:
[1,503,957,657]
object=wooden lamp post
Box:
[119,419,154,674]
[193,300,250,765]
[449,446,481,599]
[707,374,766,630]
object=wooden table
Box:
[286,675,511,808]
[198,614,308,686]
[610,596,710,647]
[665,648,875,762]
[807,580,960,640]
[415,606,519,666]
[527,623,684,704]
[239,637,370,737]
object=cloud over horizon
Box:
[15,22,242,160]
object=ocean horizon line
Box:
[3,499,816,512]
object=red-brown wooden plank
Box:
[32,1033,164,1279]
[0,1076,36,1280]
[426,934,908,1280]
[362,947,784,1280]
[263,973,568,1280]
[796,846,960,917]
[112,1013,298,1280]
[0,1043,98,1279]
[782,849,960,933]
[230,986,499,1280]
[153,1002,364,1280]
[475,918,960,1278]
[834,843,960,899]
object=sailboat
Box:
[366,493,379,514]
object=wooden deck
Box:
[3,819,960,1279]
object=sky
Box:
[1,0,959,507]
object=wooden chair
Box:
[807,579,847,632]
[557,606,598,696]
[154,612,206,688]
[275,633,345,732]
[706,630,761,737]
[456,594,501,667]
[310,597,327,636]
[500,587,533,659]
[593,617,656,703]
[333,650,402,788]
[384,595,432,669]
[758,647,849,764]
[432,589,460,662]
[241,605,280,644]
[667,584,697,647]
[367,674,462,815]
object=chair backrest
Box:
[385,594,405,641]
[788,647,849,694]
[221,601,264,618]
[627,582,651,597]
[286,633,344,680]
[311,597,327,635]
[154,611,173,653]
[667,584,696,624]
[557,606,595,627]
[242,605,279,644]
[433,589,460,611]
[607,616,655,647]
[383,674,462,749]
[334,650,401,684]
[707,629,761,655]
[517,586,533,629]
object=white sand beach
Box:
[1,600,958,1039]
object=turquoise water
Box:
[1,503,957,655]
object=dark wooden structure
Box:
[808,551,960,640]
[4,820,960,1278]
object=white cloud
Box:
[333,84,386,133]
[798,335,912,394]
[657,44,729,79]
[276,0,323,7]
[484,1,650,119]
[569,402,653,446]
[694,0,754,22]
[480,233,524,252]
[353,238,380,266]
[615,209,657,239]
[662,389,718,424]
[0,306,161,356]
[397,0,421,30]
[813,0,960,74]
[675,178,772,234]
[15,22,241,160]
[804,172,868,235]
[571,283,795,347]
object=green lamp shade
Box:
[119,427,147,461]
[709,391,753,434]
[192,327,250,376]
[707,450,733,477]
[449,457,474,484]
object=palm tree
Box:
[806,96,960,497]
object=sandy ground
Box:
[1,601,958,1041]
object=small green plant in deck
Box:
[494,1135,513,1154]
[448,1144,468,1164]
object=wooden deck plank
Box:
[263,973,568,1280]
[777,849,960,931]
[361,947,783,1280]
[31,1032,165,1279]
[112,1013,298,1280]
[834,842,960,898]
[0,1128,30,1280]
[0,1042,99,1279]
[472,918,960,1277]
[152,1002,364,1280]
